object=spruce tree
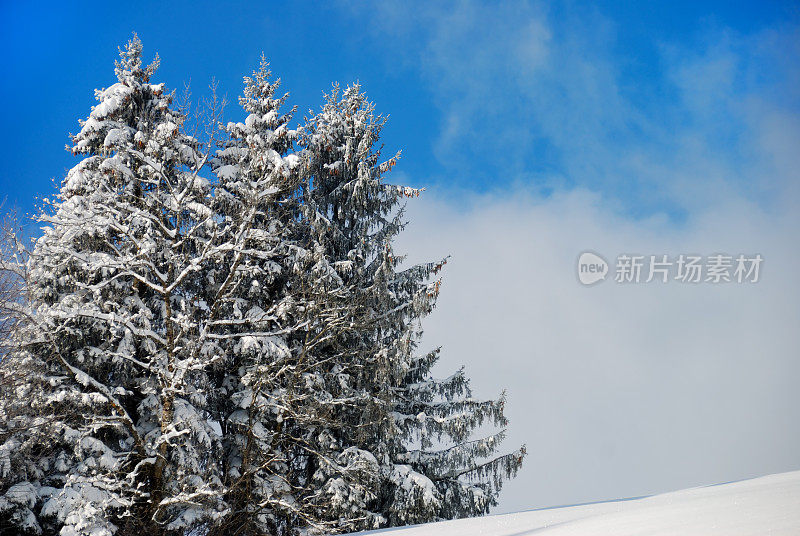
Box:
[207,57,309,536]
[289,84,527,531]
[0,36,227,535]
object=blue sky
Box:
[2,0,799,515]
[0,1,797,219]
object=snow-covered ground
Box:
[353,470,800,535]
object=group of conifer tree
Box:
[0,36,524,536]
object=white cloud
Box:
[348,0,800,513]
[397,179,799,513]
[353,1,799,215]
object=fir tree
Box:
[289,84,527,532]
[0,35,227,535]
[206,57,309,536]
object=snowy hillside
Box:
[352,471,800,535]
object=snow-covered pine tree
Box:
[0,36,228,535]
[206,57,310,536]
[292,84,526,532]
[0,209,26,362]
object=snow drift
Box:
[352,470,800,535]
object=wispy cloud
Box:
[349,0,800,513]
[349,1,799,218]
